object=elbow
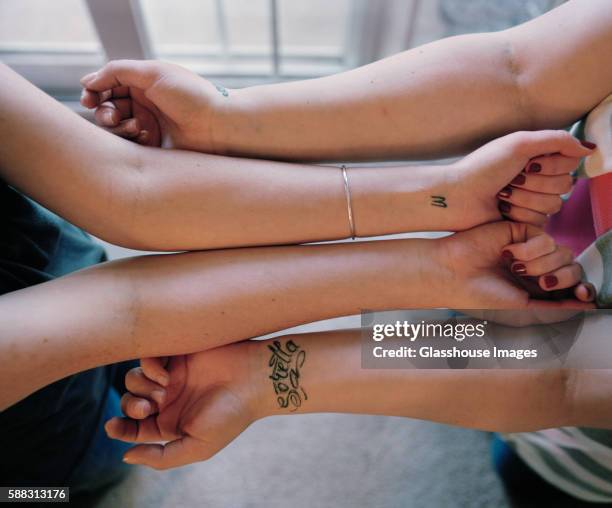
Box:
[498,32,540,132]
[87,159,171,252]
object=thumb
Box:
[81,59,165,92]
[513,130,594,159]
[140,357,170,387]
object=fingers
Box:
[510,246,574,277]
[81,59,166,92]
[509,172,574,195]
[538,263,583,291]
[140,357,170,387]
[80,85,130,111]
[511,130,595,159]
[498,186,562,215]
[497,153,577,226]
[109,118,143,139]
[94,98,132,127]
[498,204,547,227]
[126,367,166,406]
[503,228,556,261]
[574,282,597,303]
[502,230,586,293]
[523,155,581,177]
[105,415,166,443]
[121,392,155,420]
[123,437,215,470]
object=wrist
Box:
[244,339,277,421]
[382,238,452,309]
[207,86,254,156]
[349,164,457,236]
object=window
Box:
[0,0,566,96]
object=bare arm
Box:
[251,331,582,432]
[0,221,591,411]
[0,238,438,410]
[2,63,590,250]
[106,327,612,469]
[207,0,612,161]
[0,63,433,250]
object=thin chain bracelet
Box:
[341,165,356,240]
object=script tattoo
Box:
[214,83,229,97]
[268,339,307,412]
[430,195,448,208]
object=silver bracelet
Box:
[341,165,356,240]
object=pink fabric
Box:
[545,179,596,256]
[590,172,612,237]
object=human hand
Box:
[448,130,595,229]
[80,60,226,150]
[105,342,263,470]
[437,221,596,309]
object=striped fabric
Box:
[579,230,612,308]
[503,428,612,502]
[576,93,612,179]
[501,95,612,502]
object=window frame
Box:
[0,0,436,95]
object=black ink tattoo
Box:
[214,83,229,97]
[268,339,307,412]
[430,195,448,208]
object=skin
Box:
[82,0,612,161]
[0,64,591,252]
[0,222,593,411]
[110,274,607,471]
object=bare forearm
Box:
[0,238,441,409]
[212,0,612,161]
[0,64,455,251]
[252,330,591,432]
[130,151,453,250]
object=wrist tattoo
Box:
[214,83,229,97]
[268,339,307,412]
[430,195,448,208]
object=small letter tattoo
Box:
[268,339,307,412]
[430,195,448,208]
[214,83,229,97]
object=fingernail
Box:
[512,263,527,275]
[501,250,514,261]
[511,174,526,186]
[498,201,512,214]
[138,130,149,142]
[136,400,151,415]
[580,140,597,150]
[103,110,115,124]
[151,390,165,405]
[123,456,135,464]
[528,162,542,173]
[498,186,513,199]
[544,275,558,288]
[158,374,170,387]
[80,72,97,85]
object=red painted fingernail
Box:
[580,140,597,150]
[512,263,527,275]
[501,250,514,261]
[498,186,513,199]
[544,275,558,288]
[511,174,526,186]
[528,162,542,173]
[498,201,512,214]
